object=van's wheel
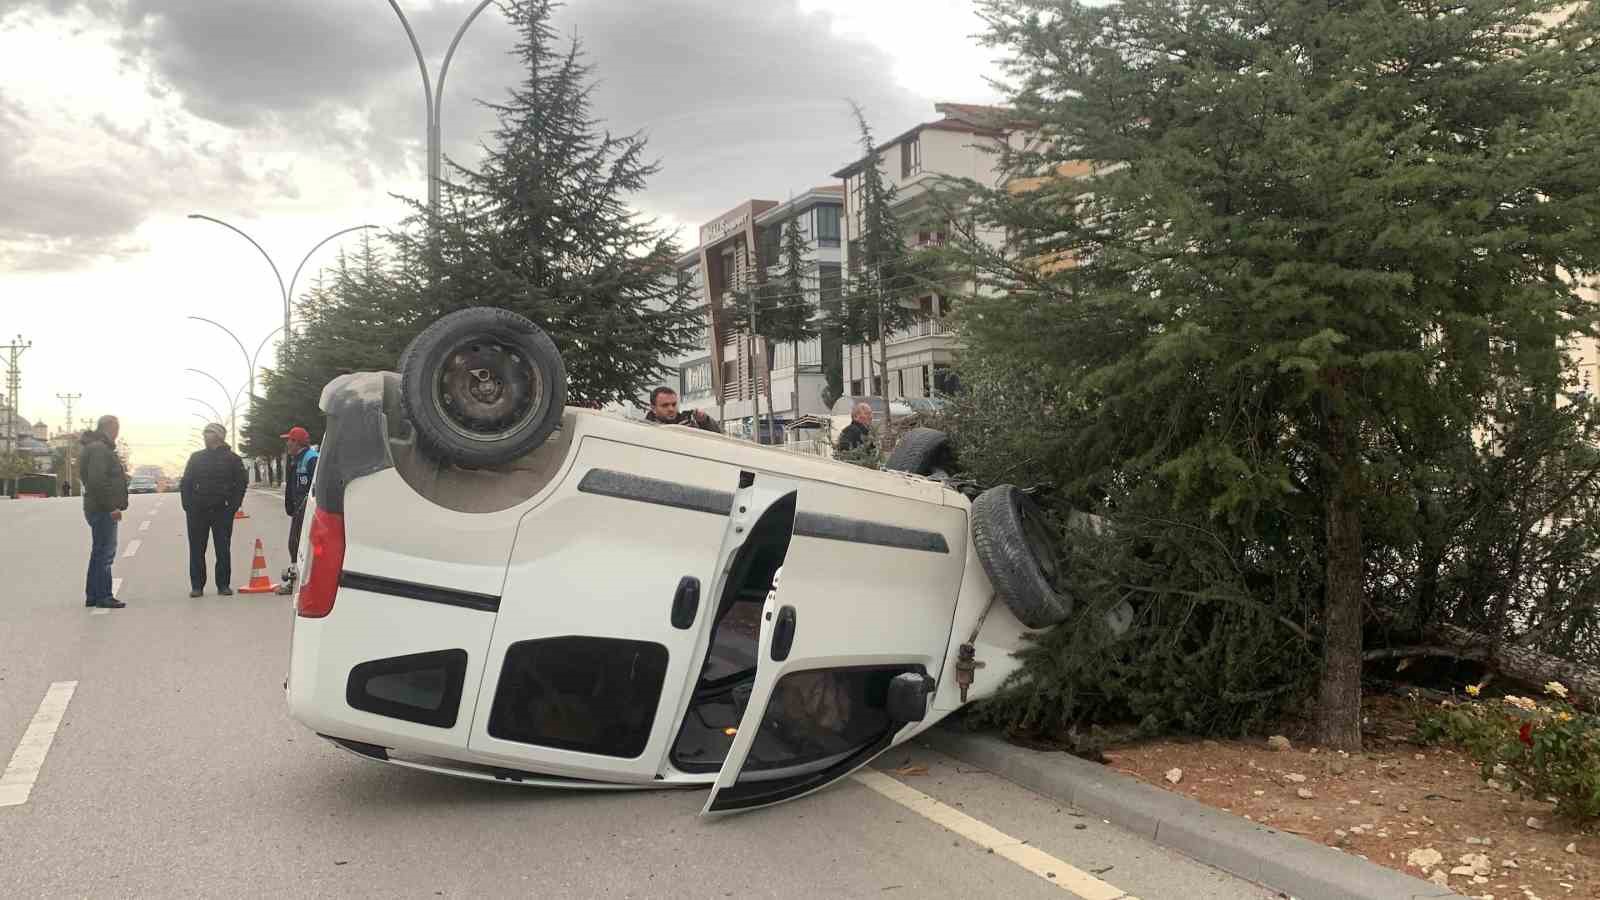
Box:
[399,307,567,468]
[885,428,953,477]
[971,484,1072,628]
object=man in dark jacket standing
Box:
[80,415,129,609]
[276,426,318,595]
[180,422,248,597]
[645,387,721,433]
[836,402,875,454]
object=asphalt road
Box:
[0,490,1278,899]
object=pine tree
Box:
[838,104,926,419]
[396,0,697,407]
[726,213,822,430]
[964,0,1600,748]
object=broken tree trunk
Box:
[1368,614,1600,707]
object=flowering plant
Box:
[1414,682,1600,822]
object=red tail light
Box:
[296,509,346,618]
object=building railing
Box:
[888,318,953,344]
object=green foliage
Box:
[1415,685,1600,822]
[952,0,1600,740]
[250,0,700,443]
[392,0,699,408]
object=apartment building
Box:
[832,102,1035,402]
[653,189,846,440]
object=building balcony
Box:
[888,318,954,345]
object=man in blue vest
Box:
[277,426,319,595]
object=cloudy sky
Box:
[0,0,1004,470]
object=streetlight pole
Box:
[185,216,378,347]
[382,0,497,215]
[185,369,244,440]
[186,397,230,428]
[186,316,285,429]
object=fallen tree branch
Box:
[1363,644,1490,663]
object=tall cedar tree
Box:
[726,213,822,422]
[966,0,1600,748]
[398,0,697,407]
[839,104,925,407]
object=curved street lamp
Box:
[185,369,245,440]
[187,316,286,422]
[186,396,229,426]
[383,0,497,214]
[185,216,379,346]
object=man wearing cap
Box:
[180,422,248,597]
[277,426,319,594]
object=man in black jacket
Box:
[645,386,721,433]
[836,402,875,454]
[180,422,248,597]
[80,415,129,609]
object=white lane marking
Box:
[0,681,78,807]
[122,539,142,558]
[852,770,1131,900]
[138,520,151,532]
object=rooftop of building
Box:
[831,101,1034,179]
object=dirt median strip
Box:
[919,726,1466,900]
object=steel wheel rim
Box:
[431,336,543,443]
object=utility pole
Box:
[1,336,31,459]
[57,392,80,491]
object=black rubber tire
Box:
[399,307,567,468]
[884,427,953,476]
[971,484,1072,629]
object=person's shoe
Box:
[275,583,294,596]
[94,598,126,609]
[189,589,203,598]
[85,598,95,607]
[217,587,234,596]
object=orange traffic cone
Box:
[238,538,280,594]
[234,507,249,519]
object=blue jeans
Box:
[85,510,118,603]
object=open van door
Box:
[701,480,964,815]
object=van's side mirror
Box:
[886,672,935,723]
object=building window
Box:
[759,225,781,269]
[901,137,921,179]
[933,364,958,395]
[815,205,841,246]
[850,379,863,396]
[922,365,931,396]
[896,370,905,399]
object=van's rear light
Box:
[296,509,346,618]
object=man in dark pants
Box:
[644,386,721,433]
[276,426,318,595]
[80,415,128,609]
[180,422,248,597]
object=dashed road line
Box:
[121,539,142,558]
[852,769,1133,900]
[138,520,151,532]
[0,681,78,808]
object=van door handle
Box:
[771,606,797,661]
[671,576,700,629]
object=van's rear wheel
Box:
[971,484,1072,628]
[399,307,567,468]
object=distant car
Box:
[128,476,159,494]
[282,307,1117,815]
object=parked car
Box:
[284,308,1091,814]
[127,476,159,494]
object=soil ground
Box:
[1102,696,1598,899]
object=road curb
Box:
[919,726,1468,900]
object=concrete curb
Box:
[919,727,1469,900]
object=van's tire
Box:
[885,428,953,476]
[399,307,567,468]
[971,484,1072,628]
